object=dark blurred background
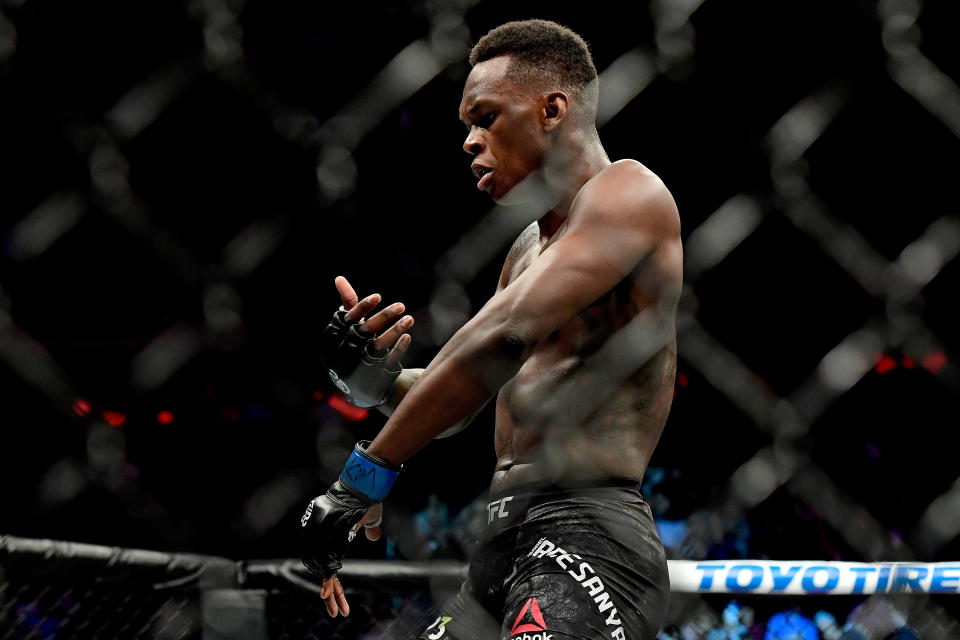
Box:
[1,0,959,636]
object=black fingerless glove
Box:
[300,479,373,577]
[300,441,402,577]
[320,307,401,408]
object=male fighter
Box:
[302,19,682,640]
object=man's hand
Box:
[301,443,400,617]
[320,276,414,407]
[316,504,383,617]
[335,275,413,367]
[300,483,380,617]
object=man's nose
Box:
[463,129,485,155]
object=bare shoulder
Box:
[572,159,680,237]
[497,221,539,290]
[508,221,540,261]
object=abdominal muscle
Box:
[489,302,677,494]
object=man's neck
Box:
[538,136,610,239]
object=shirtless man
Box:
[301,19,682,640]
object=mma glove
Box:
[300,441,401,577]
[321,306,401,408]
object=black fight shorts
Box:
[417,482,670,640]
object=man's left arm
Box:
[367,164,682,465]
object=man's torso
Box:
[490,163,680,493]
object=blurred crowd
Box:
[656,599,920,640]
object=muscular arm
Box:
[377,368,484,438]
[371,227,537,430]
[367,163,681,465]
[376,369,422,417]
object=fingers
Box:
[321,575,336,615]
[334,579,350,616]
[334,280,414,353]
[359,302,407,337]
[335,276,359,310]
[384,333,411,369]
[354,503,383,541]
[343,293,382,323]
[323,590,337,617]
[320,575,350,617]
[371,315,414,353]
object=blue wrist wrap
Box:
[339,441,401,501]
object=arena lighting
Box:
[327,394,369,422]
[101,410,126,427]
[922,351,947,374]
[72,398,91,417]
[874,354,897,375]
[156,410,174,424]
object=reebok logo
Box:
[510,597,552,640]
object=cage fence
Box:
[3,538,960,639]
[0,0,959,638]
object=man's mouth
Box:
[477,170,494,191]
[472,164,494,191]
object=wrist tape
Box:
[339,441,401,501]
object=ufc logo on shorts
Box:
[487,496,513,524]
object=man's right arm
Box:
[373,223,534,431]
[377,367,487,438]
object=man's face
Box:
[459,56,547,203]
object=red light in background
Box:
[328,395,369,422]
[312,391,325,401]
[901,356,915,369]
[73,398,91,417]
[220,408,240,421]
[677,372,688,389]
[922,351,947,375]
[874,354,897,375]
[157,410,174,424]
[102,410,127,427]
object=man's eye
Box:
[479,112,495,128]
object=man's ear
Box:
[543,91,569,131]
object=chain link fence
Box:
[0,536,468,640]
[1,0,959,637]
[5,537,960,639]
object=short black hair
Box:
[469,20,599,120]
